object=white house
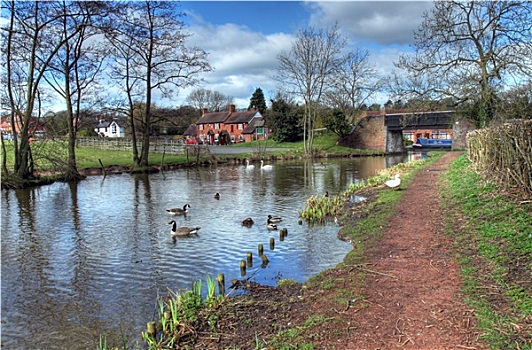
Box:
[94,120,125,138]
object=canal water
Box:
[1,155,411,349]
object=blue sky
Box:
[167,1,435,109]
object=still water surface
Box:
[1,155,410,349]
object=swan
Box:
[166,204,191,215]
[169,220,201,237]
[260,160,273,170]
[242,217,254,226]
[245,159,255,169]
[267,215,282,223]
[385,174,401,190]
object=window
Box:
[215,123,220,130]
[111,123,117,135]
[199,124,203,130]
[256,127,264,135]
[238,124,243,130]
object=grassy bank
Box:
[440,155,531,349]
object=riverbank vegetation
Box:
[441,155,531,349]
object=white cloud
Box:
[175,22,295,108]
[306,1,433,46]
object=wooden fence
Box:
[77,138,187,154]
[467,120,531,196]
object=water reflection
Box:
[1,155,410,349]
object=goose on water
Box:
[169,220,201,237]
[385,174,401,190]
[260,160,273,170]
[267,215,282,223]
[166,204,191,215]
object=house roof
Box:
[225,110,260,124]
[195,111,230,124]
[183,124,197,136]
[242,117,265,134]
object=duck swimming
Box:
[385,174,401,190]
[266,219,278,230]
[267,215,282,223]
[242,217,254,226]
[214,193,220,200]
[169,220,201,237]
[166,204,191,215]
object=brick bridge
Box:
[338,110,475,153]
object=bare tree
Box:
[186,88,234,112]
[43,1,109,180]
[1,1,83,181]
[275,24,347,155]
[395,0,532,127]
[107,1,211,168]
[324,47,383,125]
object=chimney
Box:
[202,108,208,115]
[229,104,236,113]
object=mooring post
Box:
[258,244,264,256]
[246,252,253,267]
[217,273,225,296]
[269,237,275,250]
[240,260,246,276]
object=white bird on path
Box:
[385,174,401,190]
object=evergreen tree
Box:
[248,88,267,115]
[268,97,303,142]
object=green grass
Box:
[440,155,531,349]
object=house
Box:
[194,104,262,144]
[241,117,267,142]
[1,114,46,140]
[95,119,125,138]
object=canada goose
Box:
[260,160,273,170]
[166,204,191,215]
[245,159,255,169]
[214,193,220,200]
[385,174,401,190]
[169,220,201,237]
[266,219,278,230]
[242,217,254,226]
[267,215,282,223]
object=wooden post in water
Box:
[280,230,284,241]
[240,260,246,276]
[217,273,225,296]
[246,252,253,267]
[269,237,275,250]
[258,244,264,256]
[260,254,269,267]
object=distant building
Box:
[94,119,125,138]
[194,104,264,144]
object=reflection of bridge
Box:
[339,110,475,153]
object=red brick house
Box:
[195,105,263,144]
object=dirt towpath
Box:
[330,151,485,349]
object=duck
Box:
[214,193,220,200]
[245,159,255,169]
[169,220,201,237]
[267,215,282,223]
[260,160,273,170]
[242,217,254,226]
[385,174,401,190]
[266,219,278,230]
[166,204,191,216]
[324,191,329,198]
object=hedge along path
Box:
[330,152,486,349]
